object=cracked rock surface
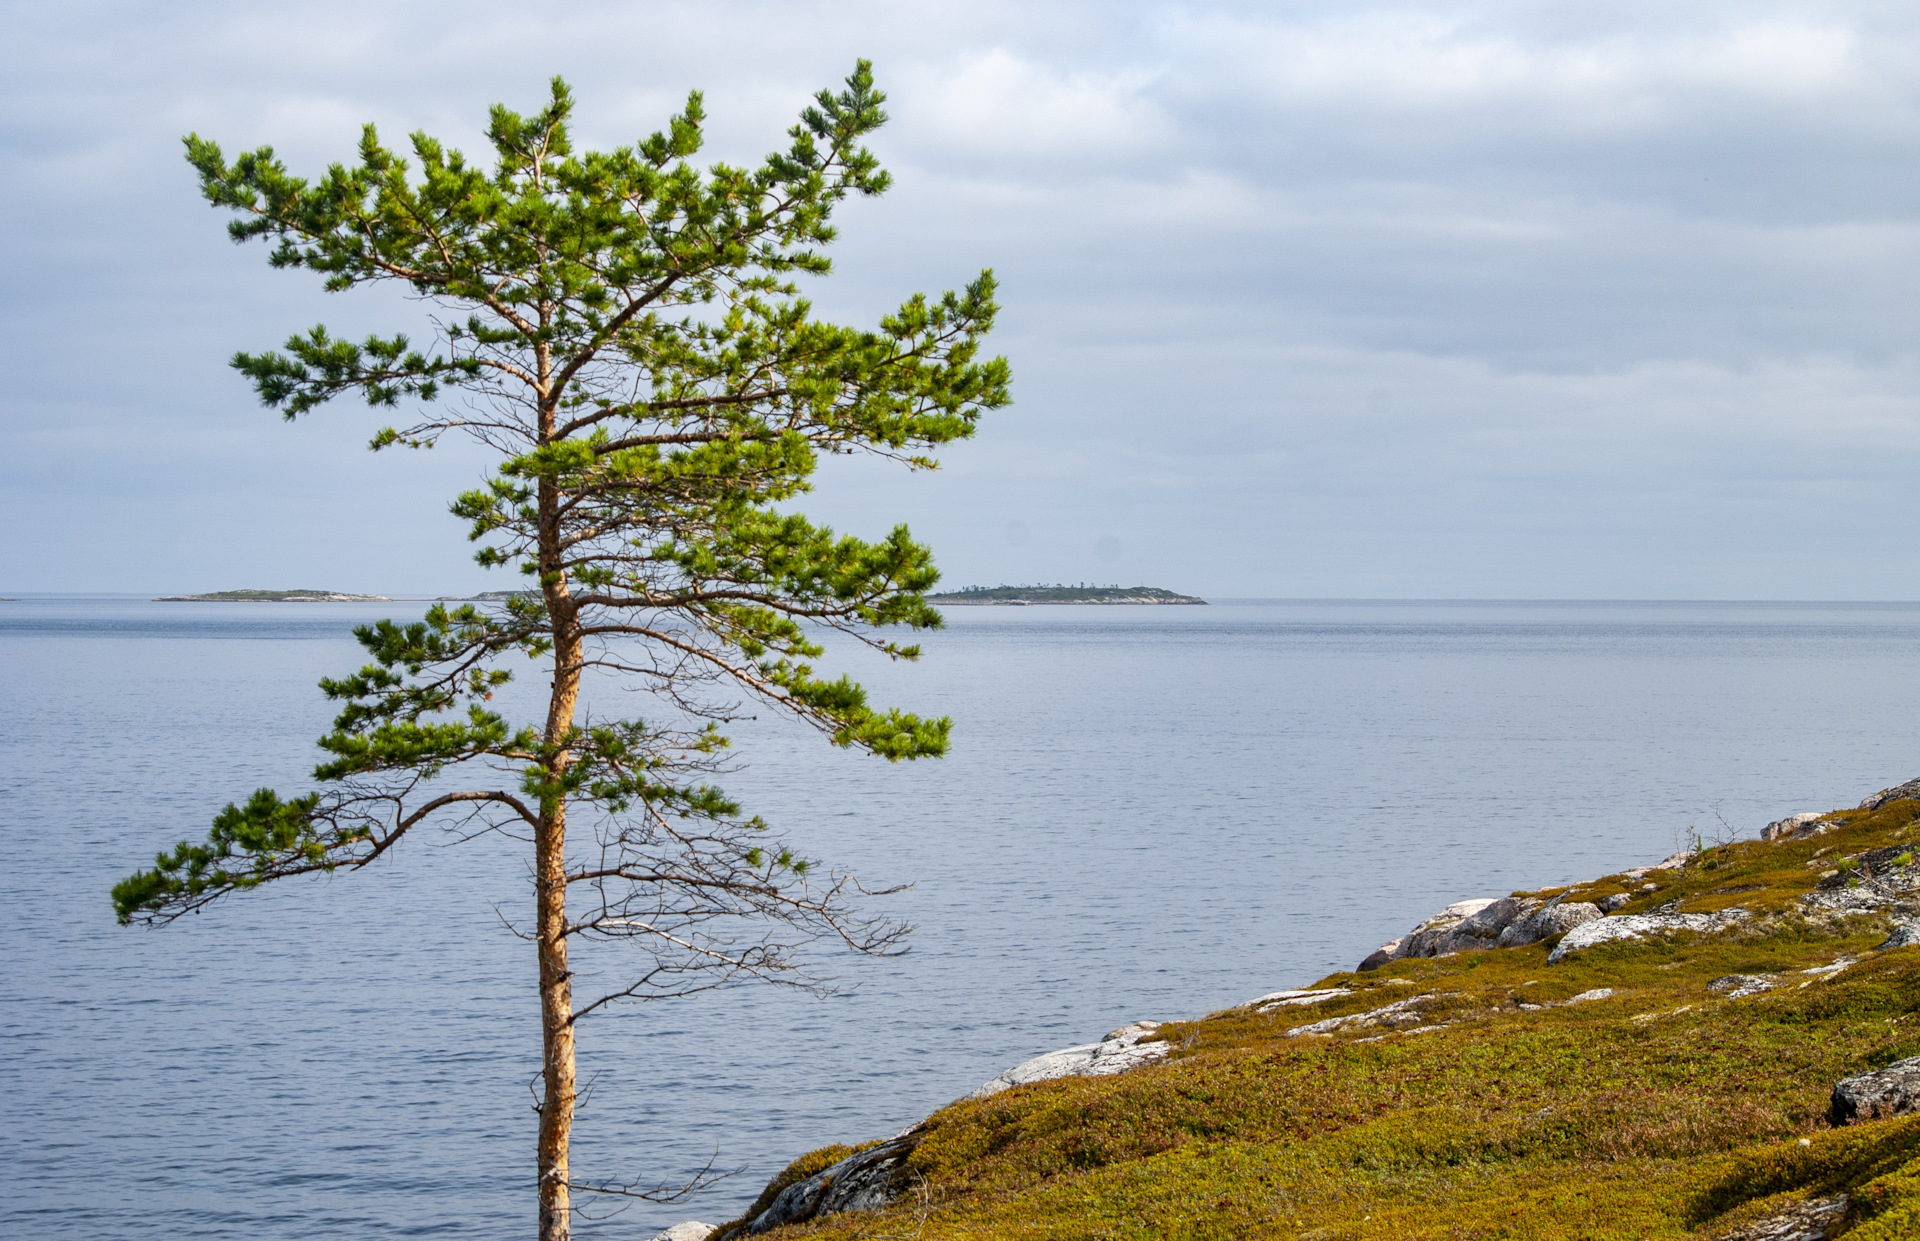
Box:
[1547,908,1751,964]
[1243,988,1352,1013]
[646,1225,717,1241]
[743,1135,920,1235]
[1831,1055,1920,1126]
[1498,897,1602,947]
[1798,844,1920,914]
[1882,922,1920,950]
[1288,994,1446,1037]
[1708,973,1781,999]
[972,1021,1168,1098]
[1718,1194,1850,1241]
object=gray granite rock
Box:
[1799,845,1920,913]
[743,1135,918,1234]
[1393,898,1499,960]
[1497,898,1602,948]
[1717,1194,1849,1240]
[1881,922,1920,950]
[1356,938,1403,972]
[1546,909,1751,964]
[1859,777,1920,812]
[1288,993,1444,1037]
[1596,893,1632,912]
[647,1225,716,1241]
[972,1021,1167,1098]
[1708,973,1781,999]
[1831,1056,1920,1126]
[1244,988,1352,1012]
[1432,896,1539,955]
[1762,812,1825,841]
[1799,957,1858,982]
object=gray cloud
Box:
[5,0,1919,596]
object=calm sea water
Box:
[5,597,1920,1237]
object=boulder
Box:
[972,1021,1167,1098]
[743,1135,918,1234]
[1762,812,1824,841]
[647,1226,716,1241]
[1547,909,1751,964]
[1394,898,1499,959]
[1596,893,1632,913]
[1859,777,1920,812]
[1497,898,1602,948]
[1882,922,1920,950]
[1432,897,1539,955]
[1830,1056,1920,1126]
[1357,939,1403,972]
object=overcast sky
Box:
[5,0,1920,597]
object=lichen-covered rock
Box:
[972,1021,1167,1097]
[1718,1194,1850,1240]
[1708,973,1781,999]
[1763,812,1825,841]
[1831,1056,1920,1126]
[1431,896,1539,955]
[743,1135,918,1234]
[1288,993,1443,1037]
[1799,845,1920,913]
[1858,776,1920,812]
[1394,898,1499,959]
[1882,922,1920,950]
[1546,909,1751,964]
[1243,988,1352,1012]
[1497,898,1602,947]
[647,1225,717,1241]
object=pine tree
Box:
[112,63,1008,1240]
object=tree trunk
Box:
[535,787,576,1241]
[535,332,580,1240]
[536,600,582,1240]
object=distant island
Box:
[437,589,538,601]
[928,584,1206,606]
[155,589,391,603]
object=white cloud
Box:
[908,48,1170,161]
[1166,9,1871,126]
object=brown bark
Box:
[535,788,576,1241]
[534,323,580,1241]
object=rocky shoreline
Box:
[1349,775,1920,981]
[656,776,1920,1240]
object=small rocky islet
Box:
[662,778,1920,1240]
[153,588,390,602]
[925,584,1206,605]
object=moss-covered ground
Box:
[744,799,1920,1239]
